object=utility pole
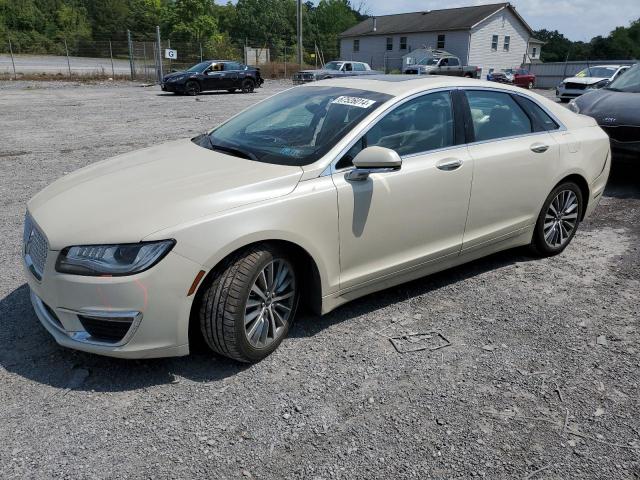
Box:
[156,25,163,83]
[296,0,303,67]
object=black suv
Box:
[161,60,263,95]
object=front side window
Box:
[503,35,510,51]
[491,35,499,50]
[343,63,353,71]
[606,63,640,92]
[437,34,446,49]
[400,37,407,50]
[338,91,455,168]
[386,37,393,51]
[465,90,532,141]
[206,86,392,166]
[353,39,359,52]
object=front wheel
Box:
[199,245,299,363]
[185,81,200,96]
[530,182,583,256]
[528,81,534,89]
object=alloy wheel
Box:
[543,190,579,248]
[244,259,296,348]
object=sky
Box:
[353,0,640,41]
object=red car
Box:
[513,68,536,89]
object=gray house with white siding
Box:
[339,2,542,78]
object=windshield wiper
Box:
[209,142,258,161]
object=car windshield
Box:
[324,62,343,70]
[187,61,211,73]
[575,67,617,78]
[418,58,439,66]
[204,86,392,166]
[606,64,640,93]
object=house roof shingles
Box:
[340,3,527,38]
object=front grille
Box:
[23,214,49,280]
[564,82,587,90]
[600,125,640,143]
[405,69,419,74]
[78,315,134,343]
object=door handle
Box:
[436,158,463,171]
[530,143,549,153]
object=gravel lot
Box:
[1,80,639,479]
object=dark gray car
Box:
[293,61,382,84]
[569,63,640,162]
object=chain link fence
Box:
[1,31,321,81]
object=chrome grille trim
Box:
[24,213,48,280]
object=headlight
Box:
[56,240,175,276]
[589,79,609,89]
[568,100,580,114]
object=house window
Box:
[437,34,445,49]
[353,39,359,52]
[491,35,498,50]
[386,37,393,51]
[503,35,510,51]
[400,37,407,50]
[532,47,537,58]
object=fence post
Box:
[156,26,163,83]
[8,37,17,80]
[127,29,135,80]
[143,42,148,81]
[199,42,203,62]
[284,45,287,79]
[63,38,72,77]
[167,39,172,72]
[108,40,115,78]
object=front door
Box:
[203,62,224,90]
[331,91,473,291]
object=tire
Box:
[528,81,534,89]
[464,73,472,78]
[227,88,237,93]
[199,245,300,363]
[185,81,200,96]
[530,181,583,257]
[559,98,570,103]
[241,79,255,93]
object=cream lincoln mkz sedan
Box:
[24,76,610,362]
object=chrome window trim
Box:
[321,85,567,176]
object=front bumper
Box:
[292,75,315,85]
[161,82,185,93]
[25,248,203,359]
[609,139,640,162]
[556,87,591,99]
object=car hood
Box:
[575,89,640,126]
[298,69,336,75]
[28,138,303,249]
[163,71,193,81]
[563,76,607,85]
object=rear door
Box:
[461,89,562,252]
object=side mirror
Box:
[346,146,402,181]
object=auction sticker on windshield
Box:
[331,96,377,108]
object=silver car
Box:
[556,65,630,102]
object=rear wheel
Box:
[464,73,472,78]
[530,182,583,256]
[559,98,570,103]
[528,81,534,89]
[199,245,299,363]
[185,81,200,96]
[241,78,255,93]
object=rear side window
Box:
[449,57,459,66]
[515,96,560,131]
[465,90,532,141]
[354,63,366,71]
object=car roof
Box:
[302,75,513,96]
